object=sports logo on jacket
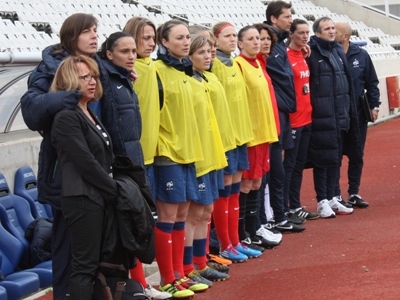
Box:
[352,59,360,68]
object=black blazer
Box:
[51,106,118,206]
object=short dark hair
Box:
[313,17,333,34]
[98,32,134,59]
[253,23,277,54]
[55,13,98,55]
[265,1,292,25]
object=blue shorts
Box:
[195,171,220,205]
[154,163,199,203]
[145,164,156,202]
[224,144,249,175]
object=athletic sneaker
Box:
[336,195,353,208]
[159,281,194,299]
[220,244,248,263]
[317,199,335,218]
[330,197,354,215]
[275,220,305,233]
[286,211,306,224]
[261,222,282,235]
[177,277,208,292]
[348,194,369,208]
[206,261,230,273]
[187,270,213,286]
[251,235,280,249]
[145,285,173,300]
[207,253,232,266]
[234,243,263,258]
[289,207,319,220]
[196,266,230,281]
[256,224,282,244]
[241,237,265,252]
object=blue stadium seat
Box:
[0,207,52,289]
[14,166,53,219]
[0,286,7,300]
[0,173,52,277]
[0,245,40,300]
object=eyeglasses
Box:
[78,75,100,82]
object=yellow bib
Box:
[211,58,253,146]
[235,56,278,146]
[154,61,203,163]
[134,57,159,165]
[204,71,236,152]
[189,77,227,177]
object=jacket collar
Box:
[263,22,289,41]
[310,35,337,51]
[102,59,131,80]
[156,44,193,76]
[41,44,69,74]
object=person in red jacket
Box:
[284,19,319,222]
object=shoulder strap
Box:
[96,271,113,300]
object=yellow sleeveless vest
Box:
[134,57,159,165]
[189,76,227,177]
[154,60,203,163]
[235,56,278,146]
[211,58,253,146]
[204,71,236,152]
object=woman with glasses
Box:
[51,55,118,299]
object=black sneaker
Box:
[348,194,369,208]
[251,235,280,249]
[241,237,265,252]
[275,221,305,233]
[286,211,306,224]
[289,207,319,220]
[337,196,353,208]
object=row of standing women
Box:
[21,13,290,300]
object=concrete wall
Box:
[310,0,400,35]
[0,136,41,191]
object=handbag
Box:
[360,93,374,122]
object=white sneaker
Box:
[256,226,282,244]
[145,284,173,300]
[329,197,354,215]
[317,199,336,218]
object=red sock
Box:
[213,196,230,250]
[129,261,147,287]
[228,192,240,246]
[193,238,207,270]
[154,225,175,285]
[172,222,186,279]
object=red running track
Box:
[35,117,400,300]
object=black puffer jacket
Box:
[306,36,360,168]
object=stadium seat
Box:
[0,205,52,288]
[0,286,6,300]
[0,243,40,300]
[14,166,53,219]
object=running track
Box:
[34,117,400,300]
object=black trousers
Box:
[337,120,368,196]
[62,196,104,300]
[51,208,71,300]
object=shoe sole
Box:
[220,255,247,263]
[334,211,353,215]
[305,215,320,220]
[348,202,369,208]
[319,214,336,218]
